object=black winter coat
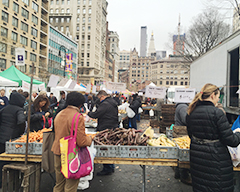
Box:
[88,97,118,131]
[129,98,141,115]
[186,101,240,192]
[0,92,26,144]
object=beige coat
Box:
[51,105,92,155]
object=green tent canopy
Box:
[0,66,44,86]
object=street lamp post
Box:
[58,45,67,78]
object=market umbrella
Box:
[0,66,44,86]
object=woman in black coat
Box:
[186,83,240,192]
[30,95,51,131]
[129,94,141,129]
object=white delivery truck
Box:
[189,30,240,123]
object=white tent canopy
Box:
[0,76,19,86]
[148,82,157,87]
[51,79,86,92]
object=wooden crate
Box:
[2,163,41,192]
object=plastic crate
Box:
[119,146,148,158]
[31,143,42,155]
[95,145,119,157]
[178,148,190,162]
[148,146,178,159]
[5,142,34,154]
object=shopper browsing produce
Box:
[186,83,240,192]
[88,90,118,175]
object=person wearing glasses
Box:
[88,90,118,176]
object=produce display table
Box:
[142,106,155,110]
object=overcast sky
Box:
[106,0,233,55]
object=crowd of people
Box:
[0,83,239,192]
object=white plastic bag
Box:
[149,109,154,117]
[228,129,240,167]
[119,120,123,128]
[138,107,143,114]
[92,105,97,112]
[126,107,135,118]
[118,102,130,110]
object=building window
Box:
[13,2,19,13]
[77,17,80,22]
[61,18,64,23]
[67,18,70,23]
[2,11,8,22]
[22,0,29,6]
[77,26,79,31]
[31,40,37,49]
[89,0,92,5]
[82,35,84,40]
[81,53,84,57]
[50,18,53,23]
[12,16,18,28]
[0,42,7,53]
[61,26,64,32]
[56,9,59,13]
[61,9,64,13]
[78,0,80,4]
[32,2,38,12]
[56,0,59,4]
[50,0,53,5]
[174,81,177,85]
[1,27,8,38]
[83,8,86,14]
[56,26,58,30]
[88,9,91,14]
[166,76,169,79]
[88,17,91,22]
[88,35,90,40]
[2,0,9,7]
[180,81,183,85]
[77,9,80,13]
[31,27,37,37]
[87,44,90,49]
[87,53,89,57]
[81,44,84,49]
[22,8,29,19]
[56,18,59,23]
[66,26,69,31]
[0,59,6,69]
[67,9,70,13]
[62,0,64,4]
[160,81,162,85]
[170,81,173,85]
[11,31,17,42]
[20,35,28,46]
[82,26,85,31]
[30,53,36,62]
[88,26,91,31]
[87,62,89,66]
[166,81,169,85]
[32,14,38,25]
[67,0,70,5]
[21,22,28,33]
[50,9,53,13]
[185,82,188,85]
[82,17,85,23]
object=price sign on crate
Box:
[174,88,196,103]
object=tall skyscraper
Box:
[49,0,108,84]
[173,15,185,55]
[147,32,156,57]
[140,26,147,57]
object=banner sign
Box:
[92,85,97,94]
[106,82,126,92]
[66,53,73,79]
[22,81,39,92]
[145,86,166,99]
[15,48,25,66]
[86,84,91,93]
[47,74,59,88]
[174,88,196,103]
[38,83,46,91]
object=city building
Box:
[0,0,49,81]
[173,16,185,55]
[129,48,156,91]
[118,69,128,84]
[156,51,167,60]
[151,56,190,87]
[232,8,240,33]
[118,50,130,70]
[140,26,147,57]
[147,32,156,57]
[49,0,108,84]
[108,31,119,82]
[48,25,78,80]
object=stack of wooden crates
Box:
[160,104,176,133]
